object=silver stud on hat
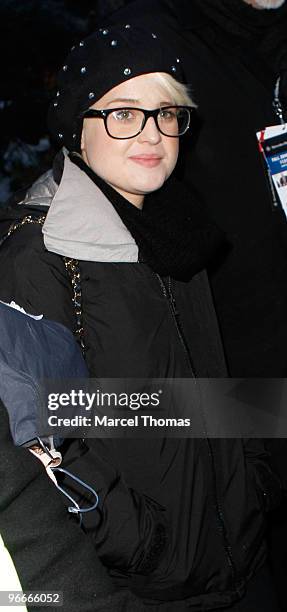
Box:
[124,68,131,76]
[111,40,118,46]
[80,66,87,74]
[53,102,58,107]
[79,41,84,46]
[88,92,95,99]
[63,65,68,71]
[102,29,109,35]
[176,58,180,63]
[151,33,157,39]
[56,91,60,97]
[58,133,63,139]
[171,66,177,72]
[72,133,76,139]
[125,24,131,28]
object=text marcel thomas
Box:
[47,414,191,428]
[45,389,192,429]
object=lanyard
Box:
[273,75,285,125]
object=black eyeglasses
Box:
[81,106,193,139]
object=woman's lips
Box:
[129,155,163,168]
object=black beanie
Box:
[47,23,185,151]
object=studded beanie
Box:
[47,23,185,151]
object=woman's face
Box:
[81,73,179,208]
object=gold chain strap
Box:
[0,214,47,246]
[2,214,85,355]
[63,257,85,355]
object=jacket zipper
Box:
[155,273,196,378]
[206,439,240,590]
[154,272,240,592]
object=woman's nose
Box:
[137,116,162,144]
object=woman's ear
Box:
[81,120,87,154]
[81,128,85,152]
[80,125,89,165]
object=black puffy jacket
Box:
[0,157,280,610]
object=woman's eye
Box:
[159,109,176,121]
[113,109,134,121]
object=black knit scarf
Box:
[68,152,226,282]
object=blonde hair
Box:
[152,72,197,108]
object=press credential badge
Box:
[257,123,287,219]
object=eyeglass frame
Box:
[80,105,193,139]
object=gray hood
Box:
[22,150,138,263]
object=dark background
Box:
[0,0,132,201]
[1,4,287,609]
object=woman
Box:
[0,24,281,611]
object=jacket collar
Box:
[14,148,226,281]
[41,150,138,262]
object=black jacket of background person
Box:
[109,0,287,377]
[0,162,281,610]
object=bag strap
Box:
[0,214,47,246]
[3,214,86,355]
[63,257,85,355]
